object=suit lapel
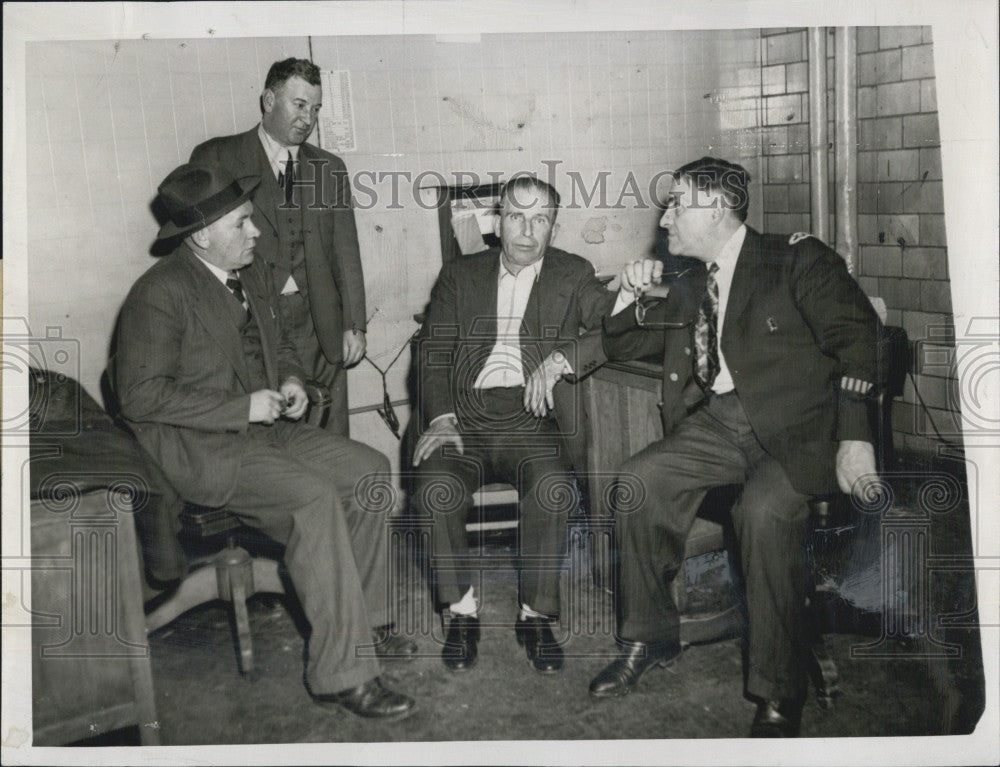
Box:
[296,142,329,289]
[469,253,500,340]
[522,251,572,357]
[723,227,761,335]
[238,129,279,236]
[177,246,252,391]
[240,263,279,388]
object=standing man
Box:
[115,162,414,719]
[412,175,614,675]
[584,157,883,736]
[190,58,364,436]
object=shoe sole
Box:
[313,698,416,721]
[588,655,678,700]
[344,704,416,722]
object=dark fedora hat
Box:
[156,163,260,241]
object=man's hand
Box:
[249,389,286,425]
[524,350,571,417]
[279,378,308,420]
[413,415,463,466]
[343,329,366,367]
[620,258,664,298]
[836,440,879,499]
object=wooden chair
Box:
[144,381,331,678]
[466,482,521,535]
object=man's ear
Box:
[493,213,502,238]
[261,88,275,115]
[709,192,725,221]
[550,221,560,244]
[188,226,211,250]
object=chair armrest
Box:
[303,379,332,429]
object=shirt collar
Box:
[710,224,747,271]
[499,254,544,281]
[193,253,232,285]
[257,123,300,169]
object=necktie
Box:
[693,263,720,390]
[226,271,251,319]
[277,150,294,204]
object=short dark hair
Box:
[674,156,751,222]
[499,174,561,222]
[264,58,321,90]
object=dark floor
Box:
[98,451,987,745]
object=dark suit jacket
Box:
[189,128,365,364]
[417,246,614,468]
[590,228,883,495]
[113,244,306,507]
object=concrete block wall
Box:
[758,26,958,456]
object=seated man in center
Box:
[412,175,614,674]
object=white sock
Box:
[519,602,547,621]
[449,587,478,617]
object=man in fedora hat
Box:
[114,162,415,719]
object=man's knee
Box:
[411,464,472,518]
[522,462,577,517]
[616,454,662,515]
[342,439,389,477]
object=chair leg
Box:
[147,539,284,679]
[214,545,259,679]
[230,576,256,678]
[145,567,220,633]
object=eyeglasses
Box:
[634,269,693,328]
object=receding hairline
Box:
[499,177,560,220]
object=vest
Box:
[258,157,308,296]
[223,294,269,393]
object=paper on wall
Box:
[451,210,487,255]
[317,70,356,153]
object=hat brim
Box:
[155,175,261,242]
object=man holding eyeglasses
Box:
[580,157,884,737]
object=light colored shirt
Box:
[707,224,746,394]
[474,256,544,389]
[257,123,299,182]
[429,256,543,428]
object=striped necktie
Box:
[226,271,251,319]
[693,263,720,390]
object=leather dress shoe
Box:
[589,639,681,699]
[442,615,480,672]
[373,626,417,661]
[312,677,414,720]
[749,698,804,737]
[515,616,564,674]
